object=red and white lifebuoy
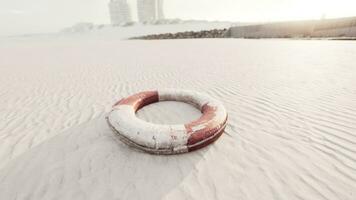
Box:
[106,89,228,154]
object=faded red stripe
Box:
[113,91,159,111]
[185,104,224,145]
[187,124,226,152]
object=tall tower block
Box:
[109,0,132,25]
[156,0,165,20]
[137,0,165,22]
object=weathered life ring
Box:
[106,89,228,155]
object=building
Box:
[108,0,132,25]
[137,0,156,22]
[156,0,165,20]
[137,0,164,22]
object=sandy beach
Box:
[0,28,356,199]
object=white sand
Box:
[137,101,202,125]
[0,26,356,200]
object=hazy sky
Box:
[1,0,355,36]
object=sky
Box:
[0,0,356,36]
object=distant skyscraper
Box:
[137,0,165,22]
[109,0,132,25]
[156,0,165,20]
[137,0,156,22]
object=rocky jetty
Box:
[132,28,229,40]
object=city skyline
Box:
[109,0,165,25]
[1,0,356,36]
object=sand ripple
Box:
[0,38,355,199]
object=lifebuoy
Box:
[106,89,228,154]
